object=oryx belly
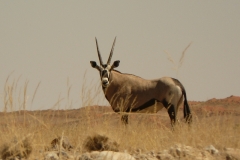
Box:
[136,101,164,113]
[127,98,165,113]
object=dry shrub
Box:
[83,134,119,152]
[0,137,32,159]
[164,42,192,77]
[51,136,73,151]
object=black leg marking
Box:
[162,99,176,127]
[127,99,156,112]
[121,115,128,125]
[162,98,170,109]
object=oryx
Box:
[90,37,192,127]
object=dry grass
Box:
[0,74,240,159]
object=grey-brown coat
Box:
[90,37,192,126]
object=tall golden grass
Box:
[0,75,240,159]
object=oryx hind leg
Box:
[167,104,176,127]
[176,94,184,125]
[172,86,183,117]
[163,87,183,127]
[162,99,176,127]
[176,94,183,119]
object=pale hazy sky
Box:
[1,1,240,110]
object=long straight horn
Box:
[95,37,103,66]
[107,37,116,65]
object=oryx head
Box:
[90,37,120,88]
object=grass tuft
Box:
[83,134,119,152]
[0,136,32,159]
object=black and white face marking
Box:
[90,60,120,88]
[100,64,111,88]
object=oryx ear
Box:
[111,60,120,69]
[113,60,120,67]
[90,61,97,68]
[90,61,101,71]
